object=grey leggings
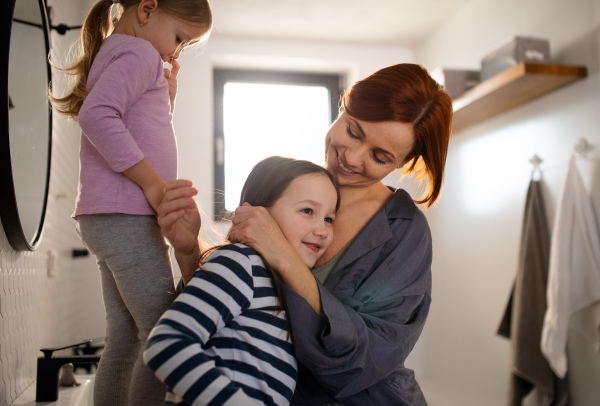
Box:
[77,214,175,406]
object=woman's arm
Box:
[229,204,325,317]
[231,194,433,400]
[290,209,432,400]
[143,246,261,406]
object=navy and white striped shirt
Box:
[143,243,297,406]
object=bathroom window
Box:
[213,68,342,219]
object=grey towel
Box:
[497,180,568,406]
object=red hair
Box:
[341,64,453,208]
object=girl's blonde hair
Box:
[49,0,212,120]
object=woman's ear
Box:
[137,0,158,24]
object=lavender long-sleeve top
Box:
[74,34,177,218]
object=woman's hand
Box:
[164,58,180,113]
[231,203,325,317]
[229,203,292,270]
[157,179,200,255]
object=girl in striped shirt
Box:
[143,156,339,405]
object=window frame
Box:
[213,68,342,220]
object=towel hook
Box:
[574,138,591,158]
[529,154,543,180]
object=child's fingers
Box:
[161,188,197,206]
[170,59,181,78]
[159,195,196,216]
[157,209,185,230]
[164,179,194,192]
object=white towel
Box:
[541,156,600,378]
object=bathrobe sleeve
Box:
[287,190,432,403]
[143,245,262,406]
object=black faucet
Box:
[36,340,101,402]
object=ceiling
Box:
[209,0,471,47]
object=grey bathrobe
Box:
[286,188,432,406]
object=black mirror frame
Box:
[0,0,52,251]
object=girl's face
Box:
[324,112,415,188]
[267,174,337,268]
[138,7,208,62]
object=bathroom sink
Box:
[13,374,95,406]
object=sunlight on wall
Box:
[457,127,532,216]
[223,83,330,211]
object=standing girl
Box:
[49,1,212,405]
[143,156,340,406]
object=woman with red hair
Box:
[159,63,452,405]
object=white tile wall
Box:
[0,108,106,406]
[0,1,106,401]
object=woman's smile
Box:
[337,154,356,175]
[325,112,415,188]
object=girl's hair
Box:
[49,0,212,120]
[340,63,453,208]
[201,156,340,325]
[237,156,340,213]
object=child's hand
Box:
[143,181,166,214]
[157,179,201,255]
[164,58,180,113]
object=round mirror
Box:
[0,0,52,251]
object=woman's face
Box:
[267,173,337,268]
[324,112,415,188]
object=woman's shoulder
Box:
[385,188,425,222]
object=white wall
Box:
[411,0,600,404]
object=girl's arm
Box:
[123,158,165,212]
[156,180,202,284]
[229,204,325,317]
[143,246,261,406]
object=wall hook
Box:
[529,154,543,180]
[574,138,591,158]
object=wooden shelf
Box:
[452,63,588,132]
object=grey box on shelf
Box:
[431,67,480,100]
[480,36,550,81]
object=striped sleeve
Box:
[143,245,262,406]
